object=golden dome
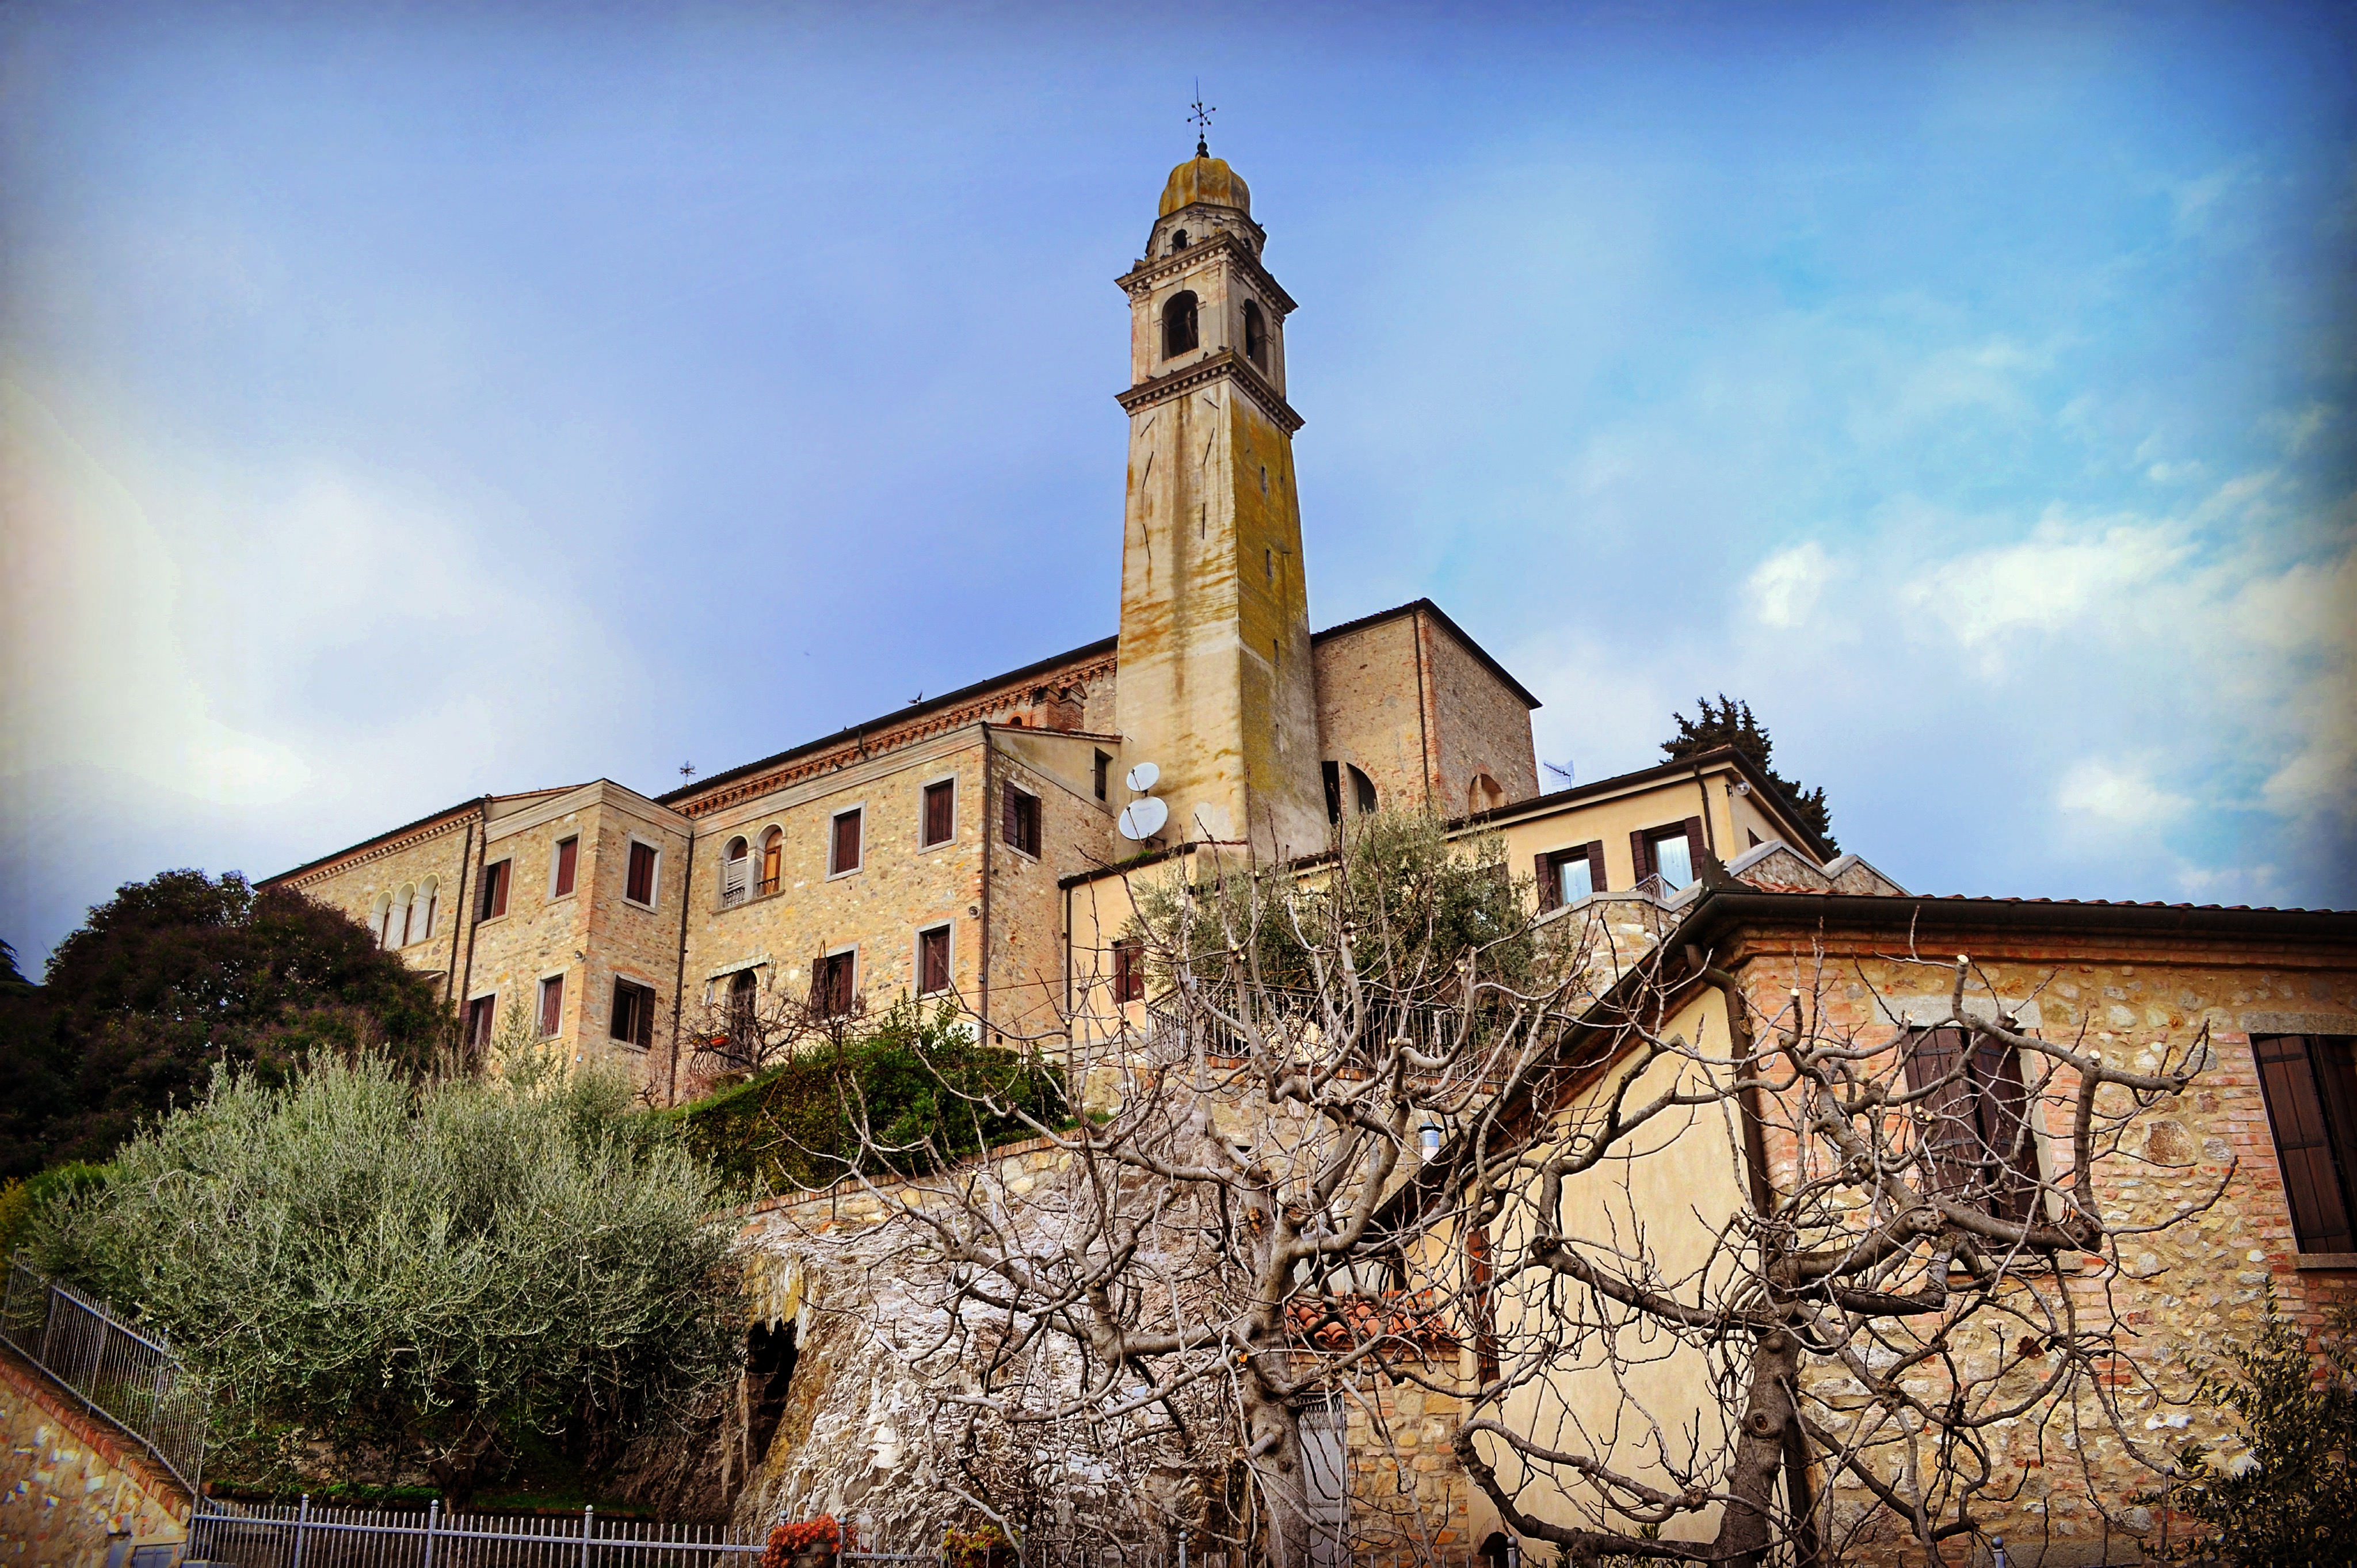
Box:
[1158,146,1250,217]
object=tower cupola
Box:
[1159,145,1252,217]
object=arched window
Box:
[758,827,784,896]
[720,836,751,907]
[1243,299,1267,367]
[392,884,415,947]
[414,878,438,945]
[727,969,758,1062]
[371,893,394,949]
[1161,291,1199,358]
[1467,771,1505,815]
[1169,228,1189,253]
[1349,765,1378,816]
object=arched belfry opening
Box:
[1169,227,1189,253]
[1161,291,1199,358]
[1243,299,1267,367]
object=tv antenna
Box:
[1188,82,1215,157]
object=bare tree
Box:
[765,821,2212,1568]
[1447,944,2222,1566]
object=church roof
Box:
[1159,151,1250,216]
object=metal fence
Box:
[186,1500,765,1568]
[0,1254,207,1493]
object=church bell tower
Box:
[1113,144,1325,860]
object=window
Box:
[2252,1035,2357,1254]
[478,859,511,921]
[1349,765,1378,816]
[814,951,856,1018]
[551,835,578,898]
[1322,761,1344,825]
[1003,785,1041,857]
[1243,299,1267,367]
[1536,842,1606,910]
[922,780,956,848]
[758,828,783,895]
[1901,1028,2041,1224]
[727,969,758,1045]
[1161,291,1199,358]
[720,835,751,907]
[372,892,394,948]
[1265,547,1274,582]
[466,994,497,1055]
[918,925,952,995]
[1170,227,1189,252]
[626,841,659,906]
[1631,819,1704,891]
[393,884,415,946]
[1093,750,1111,802]
[611,979,657,1050]
[1467,771,1505,815]
[830,808,863,876]
[415,878,438,944]
[537,974,566,1039]
[1112,937,1145,1004]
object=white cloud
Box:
[2055,760,2191,830]
[1900,513,2196,662]
[1746,541,1835,629]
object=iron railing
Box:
[188,1500,765,1568]
[0,1254,207,1493]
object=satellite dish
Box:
[1117,796,1170,841]
[1125,761,1161,793]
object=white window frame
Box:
[827,804,866,880]
[623,835,663,911]
[917,774,959,852]
[915,922,954,996]
[548,835,581,901]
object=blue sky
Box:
[3,1,2352,966]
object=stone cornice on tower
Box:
[1117,229,1297,316]
[1116,348,1303,434]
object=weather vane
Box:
[679,761,696,780]
[1188,81,1215,158]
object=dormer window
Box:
[1243,299,1267,367]
[1162,291,1199,358]
[1170,228,1189,252]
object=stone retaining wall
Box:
[0,1345,190,1566]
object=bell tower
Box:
[1113,144,1325,860]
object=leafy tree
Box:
[1661,695,1837,850]
[26,1052,742,1508]
[1,869,448,1176]
[2149,1292,2357,1565]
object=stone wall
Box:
[1416,615,1538,817]
[0,1348,189,1567]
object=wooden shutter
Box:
[925,781,954,845]
[1535,853,1559,910]
[539,975,563,1037]
[721,853,749,905]
[1683,817,1708,876]
[2253,1035,2357,1253]
[554,837,577,898]
[1903,1028,1977,1203]
[481,861,509,920]
[635,985,654,1049]
[627,842,655,903]
[761,837,781,894]
[1002,787,1019,846]
[832,812,860,875]
[1971,1037,2041,1223]
[1585,840,1608,894]
[1628,830,1651,886]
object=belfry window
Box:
[1162,291,1199,358]
[1243,299,1267,367]
[1170,228,1189,253]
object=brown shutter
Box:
[1683,816,1708,875]
[638,986,654,1049]
[2254,1035,2357,1253]
[1586,840,1608,894]
[1002,786,1018,845]
[1971,1037,2041,1223]
[1629,830,1651,885]
[1535,853,1559,910]
[1903,1028,1977,1202]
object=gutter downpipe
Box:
[1684,930,1820,1568]
[445,811,476,1008]
[456,796,492,1041]
[667,819,697,1107]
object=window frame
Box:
[1093,750,1111,803]
[828,805,865,879]
[477,859,512,922]
[624,837,662,909]
[916,924,954,997]
[1631,818,1707,892]
[920,777,958,850]
[1112,937,1146,1005]
[550,835,579,900]
[609,978,657,1051]
[1002,782,1042,859]
[719,835,752,908]
[465,993,498,1055]
[537,972,567,1040]
[1536,841,1607,910]
[814,947,858,1018]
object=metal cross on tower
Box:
[1188,83,1215,158]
